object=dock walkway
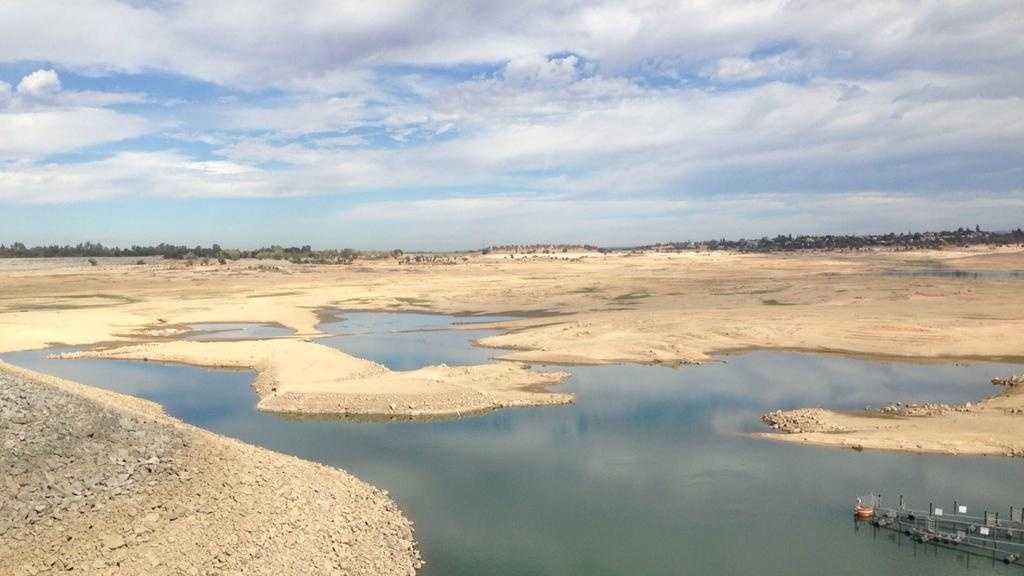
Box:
[863,495,1024,567]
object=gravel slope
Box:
[0,364,421,575]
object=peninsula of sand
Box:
[759,374,1024,457]
[58,339,572,419]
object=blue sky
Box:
[1,1,1022,250]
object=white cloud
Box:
[58,90,147,108]
[0,69,153,160]
[3,59,1021,204]
[313,134,368,148]
[0,0,1021,246]
[406,68,1024,194]
[7,60,1007,204]
[0,151,274,203]
[703,51,821,82]
[0,108,150,158]
[2,1,1021,89]
[504,54,581,85]
[16,69,62,98]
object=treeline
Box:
[0,242,403,264]
[639,227,1024,253]
[5,226,1023,261]
[478,228,1024,255]
[0,242,196,259]
[481,243,601,254]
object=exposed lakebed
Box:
[4,311,1023,575]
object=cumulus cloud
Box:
[16,68,61,97]
[0,69,152,160]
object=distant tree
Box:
[339,248,357,263]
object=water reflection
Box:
[4,312,1023,575]
[316,311,514,370]
[187,322,294,341]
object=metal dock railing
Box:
[858,494,1024,567]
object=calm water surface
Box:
[186,322,294,341]
[5,312,1023,575]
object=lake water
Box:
[5,312,1024,575]
[186,322,295,341]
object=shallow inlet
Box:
[185,322,295,341]
[5,312,1024,575]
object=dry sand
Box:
[757,375,1024,456]
[2,246,1024,449]
[58,339,571,418]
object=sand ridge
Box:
[58,339,573,418]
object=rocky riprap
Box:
[876,401,974,416]
[993,374,1024,388]
[760,401,979,434]
[760,408,848,434]
[0,368,421,576]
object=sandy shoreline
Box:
[0,360,421,575]
[57,339,573,418]
[756,374,1024,457]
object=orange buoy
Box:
[854,498,875,518]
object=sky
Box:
[1,1,1022,250]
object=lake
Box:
[5,311,1023,575]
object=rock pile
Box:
[992,374,1024,388]
[760,408,847,434]
[878,401,973,416]
[0,368,421,575]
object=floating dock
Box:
[857,494,1024,567]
